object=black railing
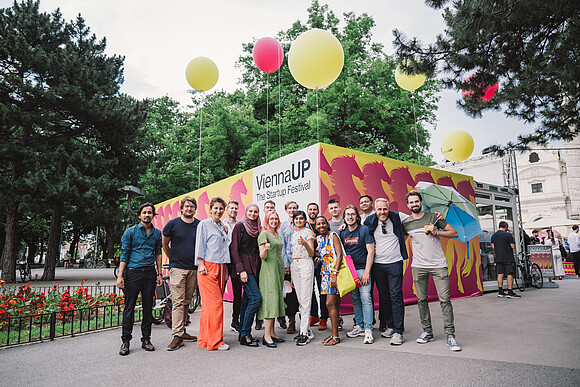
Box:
[0,302,142,348]
[1,284,122,296]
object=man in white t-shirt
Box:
[363,198,408,346]
[568,225,580,277]
[402,191,462,352]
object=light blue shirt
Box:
[195,218,231,265]
[279,220,294,268]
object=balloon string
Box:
[266,73,269,163]
[278,57,281,158]
[316,89,319,142]
[412,93,419,164]
[199,105,202,189]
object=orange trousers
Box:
[197,261,227,350]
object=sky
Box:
[6,0,536,162]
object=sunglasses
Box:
[381,223,387,235]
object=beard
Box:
[182,213,194,219]
[410,205,421,214]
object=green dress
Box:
[257,231,285,319]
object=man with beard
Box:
[363,198,408,345]
[359,195,374,223]
[225,200,242,332]
[163,196,200,351]
[402,191,462,352]
[280,201,300,333]
[117,203,163,356]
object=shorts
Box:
[496,262,515,276]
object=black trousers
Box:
[230,275,243,323]
[372,261,405,334]
[284,273,299,317]
[310,264,329,319]
[121,268,156,342]
[570,251,580,276]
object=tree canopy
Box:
[393,0,580,150]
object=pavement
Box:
[0,268,579,386]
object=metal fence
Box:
[1,284,122,296]
[0,302,142,348]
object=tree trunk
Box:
[41,202,63,281]
[105,223,115,260]
[67,228,80,262]
[1,200,19,283]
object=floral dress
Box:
[316,232,339,295]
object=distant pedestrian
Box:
[491,221,521,299]
[162,195,200,351]
[117,203,163,356]
[544,230,564,280]
[195,197,231,351]
[530,230,542,245]
[568,225,580,277]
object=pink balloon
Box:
[252,37,284,73]
[462,73,498,102]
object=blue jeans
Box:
[350,269,373,330]
[239,274,261,337]
[372,261,405,334]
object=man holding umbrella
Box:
[402,191,462,352]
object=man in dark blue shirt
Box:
[117,203,163,356]
[163,196,200,351]
[491,221,520,299]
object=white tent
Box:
[525,216,578,229]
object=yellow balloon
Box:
[440,130,474,162]
[185,57,219,91]
[288,29,344,90]
[395,65,426,91]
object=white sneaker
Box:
[363,329,374,344]
[390,333,404,345]
[307,329,315,340]
[381,328,394,338]
[446,336,461,351]
[217,343,230,351]
[346,325,365,338]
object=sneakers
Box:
[390,333,404,345]
[167,336,184,351]
[381,328,394,338]
[296,334,310,346]
[498,289,506,298]
[277,316,287,330]
[230,321,239,332]
[309,316,320,326]
[363,329,374,344]
[416,330,434,344]
[318,319,327,331]
[337,316,344,331]
[446,336,462,351]
[217,343,230,351]
[307,329,315,340]
[346,325,365,338]
[506,292,521,299]
[255,319,263,330]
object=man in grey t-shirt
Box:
[327,199,344,234]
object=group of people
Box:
[530,228,579,280]
[116,190,465,355]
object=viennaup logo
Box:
[255,159,311,190]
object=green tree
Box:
[237,1,440,164]
[393,0,580,150]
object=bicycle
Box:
[514,252,543,291]
[152,265,201,325]
[482,262,497,282]
[16,259,32,282]
[84,259,106,269]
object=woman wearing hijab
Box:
[231,204,262,347]
[196,197,230,351]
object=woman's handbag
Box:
[336,254,361,296]
[559,243,567,259]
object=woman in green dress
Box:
[258,210,286,348]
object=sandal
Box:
[322,335,333,345]
[324,336,340,346]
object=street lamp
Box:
[119,185,145,228]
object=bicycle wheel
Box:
[85,260,94,269]
[188,287,201,313]
[96,260,106,268]
[530,263,543,289]
[514,265,525,292]
[114,266,119,278]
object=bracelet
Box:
[332,270,339,274]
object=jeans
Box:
[230,275,243,324]
[239,274,261,337]
[350,269,373,330]
[310,263,328,319]
[121,268,156,342]
[412,266,455,336]
[372,261,405,334]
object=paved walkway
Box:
[0,270,578,386]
